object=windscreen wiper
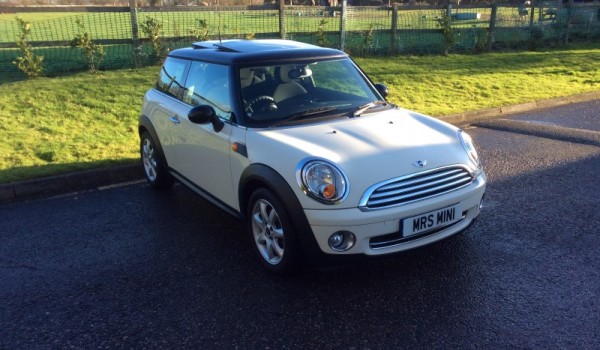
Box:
[353,100,388,117]
[271,107,338,127]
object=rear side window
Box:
[156,57,189,99]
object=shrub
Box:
[437,10,456,55]
[189,19,210,41]
[70,18,105,73]
[362,24,375,55]
[529,26,544,51]
[140,17,164,63]
[13,17,44,79]
[473,27,489,54]
[316,19,329,48]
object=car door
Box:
[170,61,237,209]
[149,57,190,163]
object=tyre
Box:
[247,188,300,275]
[140,131,173,189]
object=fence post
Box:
[279,0,286,39]
[529,4,535,29]
[129,0,141,68]
[487,4,497,51]
[340,0,347,51]
[391,3,398,54]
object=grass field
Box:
[1,44,599,184]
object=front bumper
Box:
[304,173,486,255]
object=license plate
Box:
[402,204,461,238]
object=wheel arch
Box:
[238,164,322,263]
[238,164,296,220]
[139,115,169,167]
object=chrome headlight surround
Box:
[458,130,482,173]
[296,159,349,204]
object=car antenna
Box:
[217,5,222,44]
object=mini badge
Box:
[413,160,427,168]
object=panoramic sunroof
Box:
[192,40,316,53]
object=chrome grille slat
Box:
[370,171,469,200]
[375,168,463,193]
[368,177,471,206]
[361,166,474,210]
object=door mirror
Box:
[374,83,388,98]
[188,105,224,132]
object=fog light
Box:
[328,231,356,252]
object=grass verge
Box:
[1,45,600,184]
[0,67,156,184]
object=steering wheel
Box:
[246,95,277,114]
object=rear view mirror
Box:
[288,67,312,79]
[374,83,388,98]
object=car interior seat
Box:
[273,65,308,103]
[240,68,263,89]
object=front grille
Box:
[360,166,474,210]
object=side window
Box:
[183,62,231,120]
[156,57,189,100]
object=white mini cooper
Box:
[139,39,486,274]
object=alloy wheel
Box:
[251,199,285,265]
[142,138,158,182]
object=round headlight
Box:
[298,160,348,204]
[458,130,481,169]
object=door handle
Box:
[169,116,180,125]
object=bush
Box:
[70,18,106,73]
[140,17,164,63]
[529,26,544,51]
[13,17,44,79]
[316,19,329,48]
[361,24,375,55]
[189,19,210,41]
[473,28,489,54]
[437,10,456,55]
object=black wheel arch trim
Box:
[239,164,324,265]
[139,115,169,168]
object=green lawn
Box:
[1,45,600,184]
[0,67,156,183]
[366,46,600,116]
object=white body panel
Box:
[246,108,477,209]
[172,116,236,209]
[144,90,238,209]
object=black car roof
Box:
[167,39,348,65]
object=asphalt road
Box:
[2,101,600,349]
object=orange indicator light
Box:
[322,184,336,199]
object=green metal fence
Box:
[1,2,599,82]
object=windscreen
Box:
[239,58,385,126]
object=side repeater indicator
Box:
[232,142,248,157]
